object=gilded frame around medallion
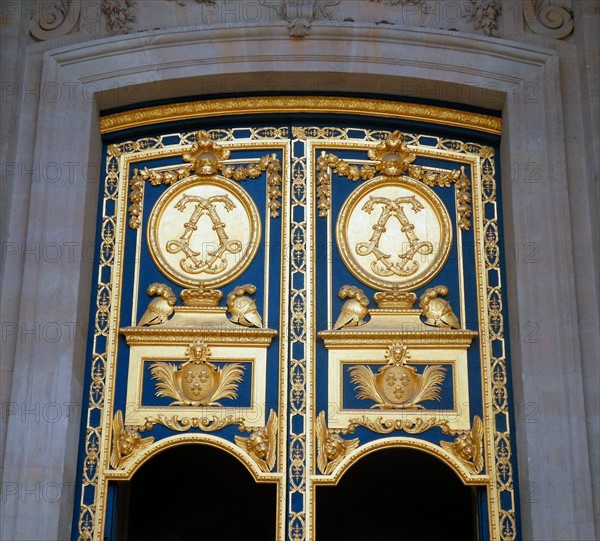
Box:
[336,175,453,291]
[77,98,514,541]
[147,174,262,288]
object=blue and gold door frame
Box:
[73,97,518,540]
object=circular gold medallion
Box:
[147,176,261,288]
[336,176,452,291]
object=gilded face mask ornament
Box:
[324,435,345,462]
[227,284,263,328]
[440,416,484,474]
[367,130,416,177]
[315,411,359,475]
[235,410,278,472]
[455,433,476,462]
[183,131,231,176]
[110,410,154,469]
[419,285,460,329]
[248,429,270,460]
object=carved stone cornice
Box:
[32,0,574,43]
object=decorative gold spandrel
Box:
[349,342,446,409]
[110,410,154,470]
[235,410,278,473]
[440,416,485,475]
[333,285,369,330]
[336,176,453,292]
[149,341,246,407]
[315,412,359,475]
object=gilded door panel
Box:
[305,127,507,540]
[74,99,517,541]
[74,127,291,540]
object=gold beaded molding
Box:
[100,96,501,135]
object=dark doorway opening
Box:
[116,444,277,541]
[316,447,477,541]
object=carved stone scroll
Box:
[523,0,573,39]
[30,0,80,40]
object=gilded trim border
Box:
[100,97,502,135]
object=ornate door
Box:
[73,97,519,540]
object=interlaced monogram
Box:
[356,196,434,277]
[166,194,242,274]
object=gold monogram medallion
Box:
[147,175,261,288]
[336,176,452,291]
